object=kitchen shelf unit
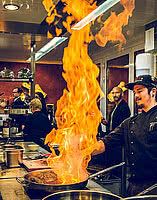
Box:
[0,78,33,82]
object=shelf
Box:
[0,78,32,82]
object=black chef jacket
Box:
[102,105,157,183]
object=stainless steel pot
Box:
[42,190,123,200]
[5,148,23,167]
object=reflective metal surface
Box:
[125,195,157,200]
[42,190,123,200]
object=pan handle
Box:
[88,162,125,179]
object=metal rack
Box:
[0,78,32,82]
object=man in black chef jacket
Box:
[92,75,157,196]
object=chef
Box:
[92,75,157,196]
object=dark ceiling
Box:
[0,0,156,64]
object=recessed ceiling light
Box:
[3,3,20,10]
[2,0,23,11]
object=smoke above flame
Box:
[43,0,135,184]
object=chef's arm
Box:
[92,140,105,156]
[93,120,127,157]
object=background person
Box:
[10,87,28,132]
[35,92,48,117]
[23,98,52,146]
[102,86,131,133]
[92,75,157,197]
[11,87,28,108]
[100,86,131,177]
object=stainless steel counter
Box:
[0,142,109,200]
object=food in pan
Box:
[27,171,59,184]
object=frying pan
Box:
[16,162,125,194]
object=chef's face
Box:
[133,85,152,108]
[111,87,122,103]
[13,88,20,98]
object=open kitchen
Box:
[0,0,157,199]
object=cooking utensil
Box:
[27,144,39,151]
[137,183,157,196]
[5,148,19,167]
[125,195,157,199]
[16,162,125,193]
[42,190,123,200]
[4,147,23,167]
[17,68,32,79]
[0,67,14,78]
[16,169,88,193]
[89,162,125,179]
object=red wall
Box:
[107,54,129,102]
[108,67,129,102]
[0,62,66,107]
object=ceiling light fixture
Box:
[3,0,23,11]
[27,37,68,62]
[72,0,120,30]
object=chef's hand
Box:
[91,140,105,156]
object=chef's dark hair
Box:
[147,86,157,101]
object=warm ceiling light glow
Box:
[27,37,68,62]
[2,0,23,11]
[3,4,19,10]
[72,0,120,30]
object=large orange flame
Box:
[43,0,135,184]
[95,0,135,48]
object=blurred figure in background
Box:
[12,87,28,108]
[35,92,48,117]
[0,93,6,108]
[100,86,131,177]
[23,98,52,146]
[10,87,28,132]
[102,86,131,133]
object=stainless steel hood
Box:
[0,0,156,64]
